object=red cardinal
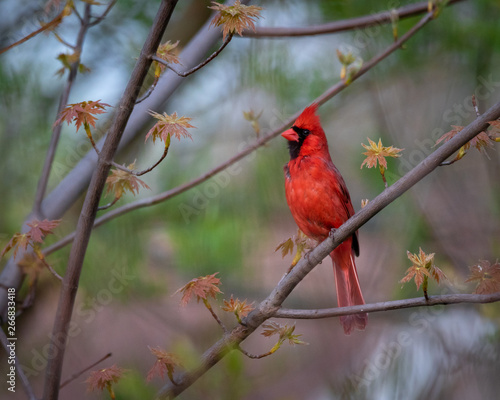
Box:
[282,104,367,335]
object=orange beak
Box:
[281,128,299,142]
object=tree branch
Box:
[274,292,500,319]
[42,10,436,258]
[41,2,179,399]
[158,100,500,398]
[244,0,464,38]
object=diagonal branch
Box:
[158,100,500,399]
[41,2,179,399]
[244,0,464,38]
[43,10,436,257]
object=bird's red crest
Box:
[294,103,322,132]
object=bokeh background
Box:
[1,0,500,399]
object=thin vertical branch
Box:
[33,4,92,216]
[41,2,179,399]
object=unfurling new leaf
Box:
[336,49,363,83]
[209,1,263,40]
[154,40,182,77]
[243,109,262,137]
[361,138,403,188]
[1,219,61,260]
[146,111,195,143]
[275,229,314,269]
[55,100,110,131]
[400,248,447,298]
[86,364,126,399]
[361,138,403,169]
[261,321,307,354]
[147,346,182,384]
[175,273,222,306]
[222,295,254,323]
[105,164,150,200]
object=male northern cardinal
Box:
[281,104,367,335]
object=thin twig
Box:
[59,352,112,389]
[136,76,160,104]
[243,0,464,38]
[39,256,63,281]
[203,299,228,333]
[0,329,37,400]
[236,345,273,359]
[53,31,77,49]
[89,0,117,26]
[97,196,120,211]
[72,3,84,23]
[109,142,169,176]
[151,33,233,78]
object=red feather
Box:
[282,104,367,335]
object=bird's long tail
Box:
[331,241,367,335]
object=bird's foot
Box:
[329,228,337,240]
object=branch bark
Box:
[41,2,179,399]
[158,100,500,399]
[244,0,464,37]
[274,292,500,319]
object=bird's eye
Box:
[292,126,310,138]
